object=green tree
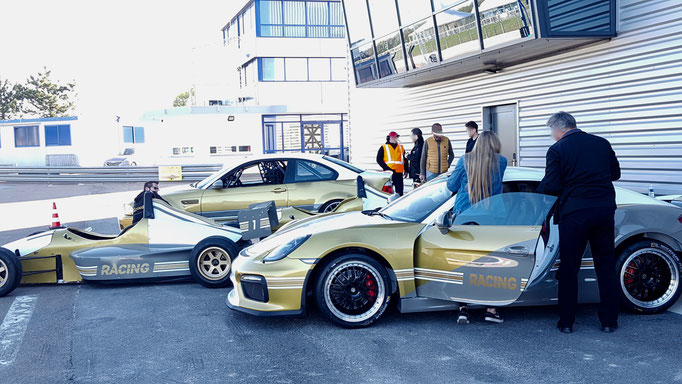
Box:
[0,77,24,120]
[173,91,189,107]
[21,68,76,118]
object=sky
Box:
[0,0,244,121]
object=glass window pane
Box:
[434,0,469,12]
[367,0,399,38]
[296,160,334,182]
[396,0,433,26]
[480,0,533,49]
[134,127,145,143]
[330,25,345,37]
[331,58,347,81]
[546,0,611,34]
[283,1,305,25]
[123,126,134,143]
[403,18,439,69]
[330,2,344,25]
[307,1,328,25]
[283,25,306,37]
[260,1,283,24]
[436,1,480,61]
[45,125,59,146]
[261,58,285,81]
[308,26,329,37]
[375,31,406,77]
[309,58,331,81]
[344,0,372,47]
[453,193,557,226]
[261,25,283,37]
[58,125,71,146]
[351,42,378,84]
[285,58,308,81]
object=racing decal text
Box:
[101,263,150,275]
[469,274,517,290]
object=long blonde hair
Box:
[466,130,502,204]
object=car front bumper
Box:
[225,253,313,317]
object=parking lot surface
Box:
[1,183,681,383]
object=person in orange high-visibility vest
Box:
[376,131,407,195]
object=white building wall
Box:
[348,0,682,195]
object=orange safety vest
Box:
[383,143,405,173]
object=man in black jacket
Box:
[406,128,424,182]
[131,181,169,225]
[537,111,621,334]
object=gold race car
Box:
[0,193,243,297]
[119,154,391,228]
[226,168,682,327]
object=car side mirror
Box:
[388,193,400,203]
[436,210,454,234]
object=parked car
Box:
[104,148,140,166]
[119,154,392,228]
[226,167,682,327]
[0,193,243,297]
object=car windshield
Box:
[121,148,135,156]
[380,180,452,222]
[322,156,363,173]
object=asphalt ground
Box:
[1,182,681,383]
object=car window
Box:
[294,160,336,182]
[227,160,287,187]
[381,180,452,222]
[453,192,557,226]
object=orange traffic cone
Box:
[51,202,61,228]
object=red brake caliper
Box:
[624,261,636,285]
[365,274,376,299]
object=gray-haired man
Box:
[537,111,621,334]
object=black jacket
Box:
[537,129,621,221]
[406,138,424,179]
[132,191,169,225]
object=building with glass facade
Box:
[221,0,351,160]
[341,0,682,194]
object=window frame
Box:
[122,126,145,144]
[44,124,72,147]
[256,0,346,38]
[258,57,346,82]
[14,125,40,148]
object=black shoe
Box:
[457,308,470,324]
[484,310,504,323]
[601,326,618,333]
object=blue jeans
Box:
[426,170,442,181]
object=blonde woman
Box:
[446,130,507,324]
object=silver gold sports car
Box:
[226,167,682,327]
[0,193,243,297]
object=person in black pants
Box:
[376,132,406,195]
[406,128,424,182]
[537,111,621,334]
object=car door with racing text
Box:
[415,192,557,306]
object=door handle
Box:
[505,245,529,256]
[272,187,286,193]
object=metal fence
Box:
[0,164,222,182]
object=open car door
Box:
[415,192,557,306]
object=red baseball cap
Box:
[388,131,400,137]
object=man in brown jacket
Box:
[420,123,454,181]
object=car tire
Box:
[315,254,391,328]
[0,247,22,297]
[130,162,137,167]
[617,239,682,314]
[189,237,238,288]
[318,199,343,213]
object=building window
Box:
[44,124,72,146]
[123,126,145,143]
[239,145,251,152]
[258,0,345,38]
[259,57,345,82]
[14,125,40,147]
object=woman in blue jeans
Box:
[446,130,507,323]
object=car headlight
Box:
[262,234,310,262]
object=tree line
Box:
[0,68,76,120]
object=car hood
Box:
[276,211,393,237]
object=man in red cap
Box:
[376,131,407,195]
